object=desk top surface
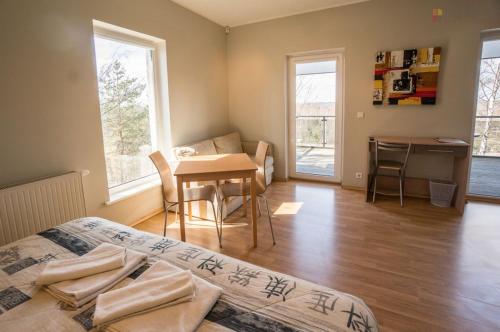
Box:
[370,136,470,147]
[174,153,257,176]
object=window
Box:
[92,21,169,202]
[288,52,344,183]
[469,36,500,197]
[473,38,500,157]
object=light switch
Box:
[357,112,365,119]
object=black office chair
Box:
[371,141,412,207]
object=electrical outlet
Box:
[355,172,363,179]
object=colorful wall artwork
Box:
[373,47,441,105]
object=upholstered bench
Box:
[171,132,273,220]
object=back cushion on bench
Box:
[213,132,243,154]
[173,139,217,159]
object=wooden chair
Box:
[218,141,276,247]
[371,141,412,207]
[149,151,221,244]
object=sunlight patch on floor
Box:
[273,202,303,215]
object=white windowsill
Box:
[105,174,161,206]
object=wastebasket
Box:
[429,179,457,207]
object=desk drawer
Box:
[413,145,468,157]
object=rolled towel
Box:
[100,261,222,332]
[44,246,148,309]
[36,243,126,286]
[93,268,195,327]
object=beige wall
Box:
[227,0,500,186]
[1,0,499,226]
[0,0,228,224]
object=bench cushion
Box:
[213,132,243,154]
[172,139,217,159]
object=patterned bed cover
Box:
[0,217,378,331]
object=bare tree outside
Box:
[474,57,500,156]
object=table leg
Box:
[242,178,247,217]
[250,172,257,248]
[186,181,192,220]
[453,154,469,215]
[176,176,186,241]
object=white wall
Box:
[1,0,499,226]
[227,0,500,186]
[0,0,228,224]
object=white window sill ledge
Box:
[105,176,161,206]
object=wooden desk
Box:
[173,153,259,247]
[366,136,470,214]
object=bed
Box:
[0,172,377,331]
[0,217,377,331]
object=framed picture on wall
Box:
[373,47,441,105]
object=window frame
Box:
[286,50,345,183]
[467,30,500,197]
[92,20,171,204]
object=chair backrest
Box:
[255,141,270,194]
[149,151,177,203]
[374,140,412,169]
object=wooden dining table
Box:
[173,153,259,247]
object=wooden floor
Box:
[135,180,500,332]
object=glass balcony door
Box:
[469,36,500,198]
[288,53,343,182]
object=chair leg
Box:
[218,199,225,247]
[242,194,247,218]
[163,209,168,237]
[210,201,222,248]
[164,203,176,237]
[257,199,262,217]
[399,172,404,207]
[402,171,406,197]
[371,167,378,204]
[262,196,276,245]
[174,205,179,223]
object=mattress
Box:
[0,217,378,331]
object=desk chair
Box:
[149,151,221,245]
[218,141,276,247]
[372,141,412,207]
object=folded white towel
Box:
[101,261,222,332]
[36,243,126,286]
[44,245,148,309]
[93,266,195,327]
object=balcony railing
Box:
[473,115,500,157]
[295,115,335,148]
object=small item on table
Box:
[435,137,465,144]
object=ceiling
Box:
[170,0,370,27]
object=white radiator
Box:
[0,172,87,246]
